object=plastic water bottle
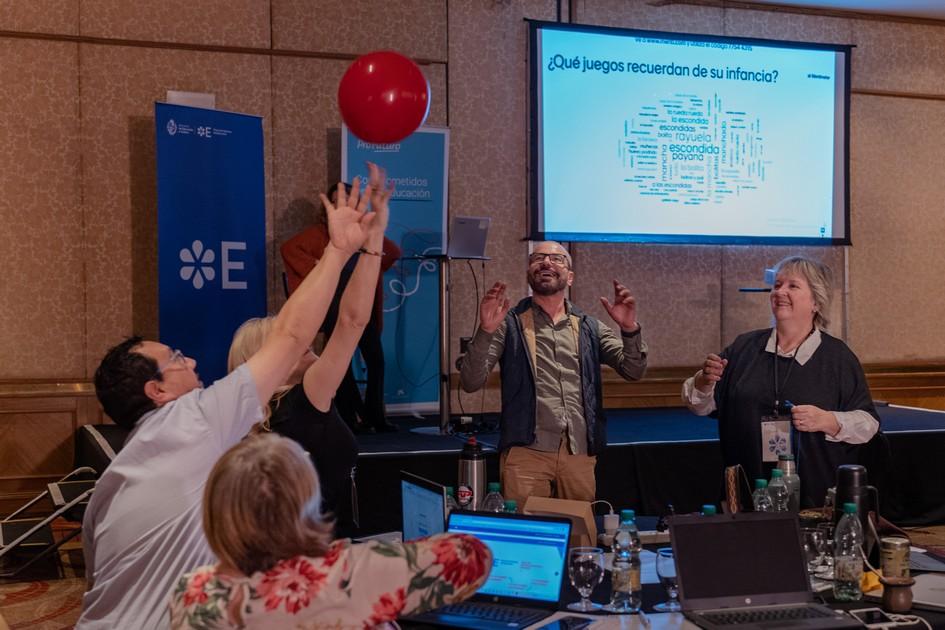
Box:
[778,454,801,512]
[834,502,864,601]
[768,469,790,512]
[503,499,517,514]
[607,509,642,613]
[481,482,505,512]
[445,486,460,515]
[701,504,717,516]
[753,479,773,512]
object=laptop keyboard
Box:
[434,602,548,626]
[702,605,831,626]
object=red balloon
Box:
[338,50,430,144]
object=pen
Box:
[639,609,651,628]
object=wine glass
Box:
[567,547,604,611]
[801,528,825,572]
[654,547,682,612]
[816,522,835,573]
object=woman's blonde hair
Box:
[773,255,832,330]
[203,433,333,576]
[228,316,290,429]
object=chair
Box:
[0,467,96,578]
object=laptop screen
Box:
[447,512,570,603]
[672,513,810,604]
[401,472,446,541]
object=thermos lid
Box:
[461,436,484,458]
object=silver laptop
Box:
[670,512,862,629]
[447,216,490,259]
[400,471,447,541]
[405,511,572,630]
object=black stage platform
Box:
[356,404,945,534]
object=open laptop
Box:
[406,511,572,629]
[401,471,447,541]
[670,512,861,629]
[447,216,490,259]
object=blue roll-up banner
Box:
[155,103,267,385]
[343,125,448,413]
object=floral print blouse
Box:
[169,533,491,629]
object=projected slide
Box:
[535,26,847,243]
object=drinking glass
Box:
[567,547,604,611]
[801,528,825,572]
[816,522,836,571]
[654,547,682,612]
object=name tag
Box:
[760,415,792,462]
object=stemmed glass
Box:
[567,547,604,611]
[801,528,826,573]
[654,547,682,612]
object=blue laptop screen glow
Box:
[401,479,446,541]
[448,513,570,603]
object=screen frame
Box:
[400,470,448,540]
[668,512,813,611]
[447,510,573,608]
[527,19,853,246]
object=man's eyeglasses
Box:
[156,349,187,375]
[528,252,570,267]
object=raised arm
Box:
[246,177,377,405]
[303,163,392,411]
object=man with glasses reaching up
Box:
[459,241,648,505]
[77,165,392,630]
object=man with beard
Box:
[459,241,647,504]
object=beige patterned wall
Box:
[2,0,945,399]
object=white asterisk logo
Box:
[179,240,215,289]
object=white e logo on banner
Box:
[178,239,248,290]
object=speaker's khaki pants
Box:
[500,439,597,506]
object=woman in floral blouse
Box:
[169,434,491,629]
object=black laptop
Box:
[405,511,572,630]
[670,512,862,629]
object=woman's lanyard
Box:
[772,328,814,414]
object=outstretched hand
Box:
[365,161,394,237]
[320,177,375,255]
[480,282,511,333]
[694,353,727,393]
[600,280,639,333]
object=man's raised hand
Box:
[600,279,639,333]
[480,282,511,333]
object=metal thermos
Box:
[834,464,879,535]
[457,437,486,510]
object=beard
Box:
[527,268,568,295]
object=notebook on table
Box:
[670,512,862,629]
[400,471,447,541]
[405,511,572,630]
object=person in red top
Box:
[282,182,402,433]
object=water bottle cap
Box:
[843,502,858,514]
[702,504,717,515]
[620,509,636,522]
[778,453,795,461]
[771,468,784,478]
[755,479,768,488]
[487,482,501,492]
[504,500,517,510]
[445,486,454,495]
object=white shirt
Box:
[77,364,262,630]
[681,329,879,444]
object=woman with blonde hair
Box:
[226,165,392,538]
[682,255,881,508]
[170,433,491,628]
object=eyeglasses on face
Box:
[528,252,570,267]
[156,349,187,375]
